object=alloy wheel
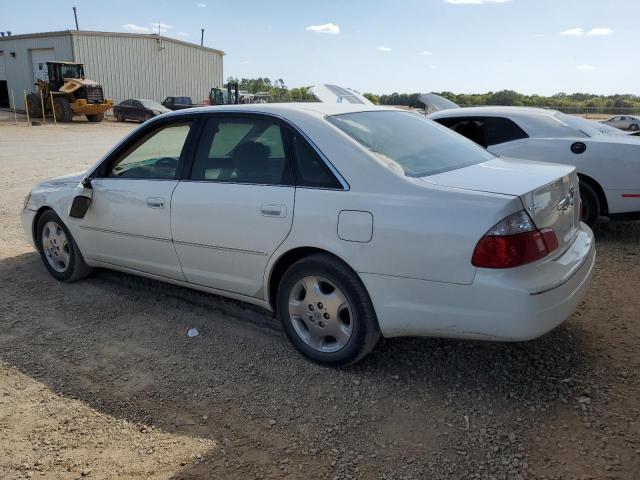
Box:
[41,221,70,273]
[288,276,354,353]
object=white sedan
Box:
[22,104,595,365]
[428,106,640,227]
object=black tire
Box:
[86,112,104,123]
[115,111,124,122]
[630,123,639,131]
[53,97,74,122]
[36,210,92,283]
[579,181,600,228]
[276,253,380,366]
[26,93,41,118]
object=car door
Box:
[170,114,295,297]
[75,118,196,280]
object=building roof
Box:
[0,30,224,55]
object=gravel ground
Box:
[0,119,639,480]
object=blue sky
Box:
[2,0,637,95]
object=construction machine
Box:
[202,82,240,106]
[26,61,113,122]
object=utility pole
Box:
[72,7,79,30]
[201,29,204,46]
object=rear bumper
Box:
[361,223,595,341]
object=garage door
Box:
[0,51,6,80]
[31,48,55,82]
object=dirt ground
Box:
[0,117,639,480]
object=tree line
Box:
[224,78,640,113]
[368,90,640,113]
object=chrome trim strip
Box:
[174,239,267,256]
[79,225,171,243]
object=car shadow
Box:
[0,250,607,478]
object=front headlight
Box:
[152,110,162,115]
[23,193,31,210]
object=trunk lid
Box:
[421,157,581,254]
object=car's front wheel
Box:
[36,210,92,282]
[276,254,380,366]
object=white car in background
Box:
[22,104,595,365]
[428,106,640,226]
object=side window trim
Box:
[89,114,200,181]
[181,111,349,190]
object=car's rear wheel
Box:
[36,210,92,282]
[579,182,600,228]
[115,111,124,122]
[276,254,380,366]
[630,123,639,131]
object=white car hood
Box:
[420,157,574,197]
[38,171,86,188]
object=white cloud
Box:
[587,27,613,36]
[149,22,173,33]
[197,2,207,6]
[177,31,190,36]
[577,64,596,71]
[421,51,433,55]
[122,23,152,33]
[445,0,511,4]
[305,23,340,34]
[378,46,392,52]
[559,27,584,36]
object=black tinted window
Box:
[435,116,528,147]
[191,117,290,185]
[291,134,342,189]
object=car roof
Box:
[428,106,561,119]
[163,102,398,120]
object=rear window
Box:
[327,111,494,177]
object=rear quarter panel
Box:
[266,181,522,291]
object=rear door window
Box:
[191,116,291,185]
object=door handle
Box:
[147,197,165,209]
[261,204,286,218]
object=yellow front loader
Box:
[26,61,113,122]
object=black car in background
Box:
[162,96,198,110]
[113,99,171,122]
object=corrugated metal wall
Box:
[0,34,73,110]
[72,33,223,106]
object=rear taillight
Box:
[472,210,559,269]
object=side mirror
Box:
[69,179,93,219]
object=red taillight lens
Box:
[472,211,559,269]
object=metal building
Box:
[0,30,224,110]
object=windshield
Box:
[553,113,603,137]
[139,99,165,110]
[58,64,84,79]
[327,111,494,177]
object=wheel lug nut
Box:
[324,313,330,319]
[317,302,323,309]
[308,304,314,311]
[319,321,325,328]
